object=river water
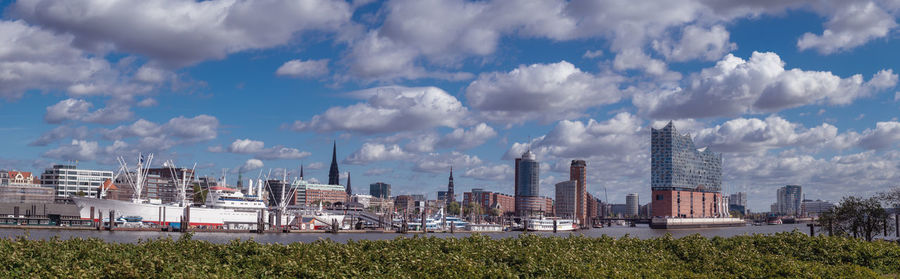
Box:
[0,223,827,244]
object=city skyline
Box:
[1,1,900,211]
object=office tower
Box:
[515,150,542,217]
[555,181,577,219]
[626,193,639,217]
[570,160,587,225]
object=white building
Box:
[351,194,374,208]
[40,165,114,201]
[0,171,54,203]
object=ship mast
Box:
[117,153,153,203]
[166,160,196,207]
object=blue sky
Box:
[1,0,900,211]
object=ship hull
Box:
[71,197,267,228]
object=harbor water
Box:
[0,223,839,244]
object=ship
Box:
[71,154,274,230]
[523,218,577,232]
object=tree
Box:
[446,201,461,216]
[75,191,86,197]
[192,184,208,205]
[818,196,890,241]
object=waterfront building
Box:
[266,179,294,206]
[587,194,600,221]
[775,185,802,216]
[462,189,515,215]
[555,181,577,219]
[728,192,747,207]
[146,167,196,204]
[394,195,415,214]
[446,167,455,204]
[295,179,347,205]
[543,197,554,216]
[110,173,170,203]
[651,122,723,218]
[0,171,54,203]
[639,203,652,218]
[515,150,543,217]
[370,182,391,199]
[328,141,340,186]
[801,199,833,217]
[570,160,588,225]
[40,165,114,202]
[626,193,639,217]
[609,204,628,217]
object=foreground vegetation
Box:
[0,232,898,278]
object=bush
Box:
[0,231,896,278]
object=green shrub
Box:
[0,231,896,278]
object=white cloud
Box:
[364,168,393,176]
[413,151,482,173]
[583,50,603,58]
[437,123,498,150]
[652,24,735,62]
[291,86,469,134]
[134,65,174,83]
[44,98,132,124]
[256,146,312,160]
[858,121,900,150]
[344,143,411,165]
[466,61,624,124]
[797,2,897,54]
[634,52,898,119]
[504,112,646,160]
[14,0,353,67]
[136,98,158,107]
[228,139,265,154]
[43,139,129,163]
[30,126,91,146]
[306,162,325,170]
[0,20,119,99]
[463,164,512,181]
[895,92,900,102]
[240,159,264,172]
[99,115,219,154]
[692,115,843,153]
[612,49,681,79]
[275,59,330,78]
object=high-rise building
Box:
[650,122,724,218]
[515,150,543,217]
[40,165,114,202]
[446,167,455,204]
[775,185,802,216]
[626,193,640,217]
[328,141,340,186]
[555,181,577,219]
[570,160,588,226]
[801,199,833,217]
[728,192,747,207]
[369,182,391,199]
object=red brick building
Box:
[463,189,515,215]
[651,190,722,218]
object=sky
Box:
[1,0,900,212]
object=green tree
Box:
[192,184,208,205]
[446,201,460,216]
[75,190,86,197]
[819,196,890,241]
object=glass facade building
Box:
[651,122,722,192]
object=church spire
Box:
[300,164,304,180]
[328,141,340,185]
[346,171,352,197]
[446,166,455,204]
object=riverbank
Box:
[0,231,897,278]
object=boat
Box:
[766,216,783,225]
[524,218,577,232]
[72,155,271,230]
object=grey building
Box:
[370,182,391,199]
[801,199,833,217]
[775,185,802,216]
[626,193,639,217]
[554,181,577,219]
[515,150,542,217]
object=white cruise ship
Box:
[524,218,577,232]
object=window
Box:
[656,194,663,201]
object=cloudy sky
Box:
[2,0,900,211]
